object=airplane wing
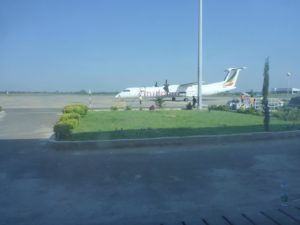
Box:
[179,82,198,87]
[241,92,250,96]
[177,82,198,92]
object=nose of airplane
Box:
[115,93,120,98]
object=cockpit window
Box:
[122,89,130,92]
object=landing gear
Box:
[172,97,176,101]
[183,98,188,102]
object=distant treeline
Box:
[0,90,118,95]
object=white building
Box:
[271,88,300,94]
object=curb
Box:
[48,130,300,150]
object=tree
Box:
[289,96,300,109]
[262,57,270,131]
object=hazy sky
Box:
[1,0,300,92]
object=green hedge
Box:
[59,113,81,122]
[110,106,118,111]
[62,104,88,116]
[54,122,73,139]
[237,107,262,116]
[208,105,229,111]
[54,119,79,139]
[208,104,263,116]
[54,104,88,140]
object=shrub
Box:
[54,105,86,140]
[272,108,288,120]
[63,105,88,116]
[287,108,300,122]
[208,105,229,111]
[54,119,79,140]
[59,113,81,122]
[54,122,73,140]
[125,105,132,111]
[237,107,262,116]
[186,102,193,110]
[110,106,118,111]
[272,107,300,121]
[63,119,79,129]
[236,107,246,114]
[149,105,155,110]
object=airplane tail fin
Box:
[223,67,246,87]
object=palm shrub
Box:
[154,96,165,108]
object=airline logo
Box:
[223,70,238,87]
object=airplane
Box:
[115,67,246,101]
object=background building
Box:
[271,88,300,94]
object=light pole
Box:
[287,72,291,98]
[197,0,203,109]
[88,89,92,108]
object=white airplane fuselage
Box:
[115,67,245,99]
[115,82,236,98]
[116,85,180,98]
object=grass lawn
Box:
[69,110,300,140]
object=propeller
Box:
[163,80,169,95]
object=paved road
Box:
[1,137,300,225]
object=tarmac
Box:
[0,93,234,109]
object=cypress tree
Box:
[262,57,270,131]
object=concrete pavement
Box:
[0,108,60,139]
